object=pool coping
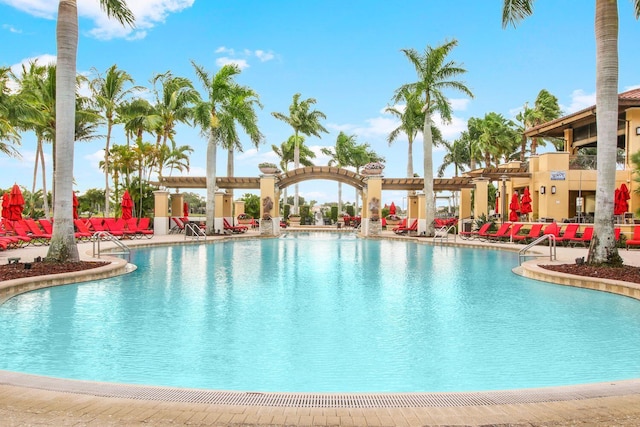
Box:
[1,232,640,418]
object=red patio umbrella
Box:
[520,187,532,215]
[72,192,79,220]
[495,195,499,215]
[183,201,189,219]
[7,184,24,221]
[1,191,10,220]
[389,202,396,215]
[121,190,133,220]
[614,183,630,215]
[509,193,520,222]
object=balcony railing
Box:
[569,154,626,170]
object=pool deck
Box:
[2,228,640,426]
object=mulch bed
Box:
[542,263,640,284]
[0,261,109,282]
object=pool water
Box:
[1,232,640,393]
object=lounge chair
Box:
[394,219,417,235]
[126,218,154,239]
[486,222,512,241]
[506,223,524,242]
[88,218,107,233]
[104,218,134,238]
[23,219,53,241]
[5,220,38,245]
[555,223,580,246]
[626,226,640,249]
[459,222,491,240]
[223,218,247,233]
[170,217,185,234]
[73,219,94,241]
[569,226,593,247]
[391,218,407,232]
[511,223,543,244]
[38,218,53,234]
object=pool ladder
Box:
[184,223,207,240]
[92,231,131,261]
[518,234,556,266]
[434,225,456,243]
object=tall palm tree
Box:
[502,0,639,264]
[47,0,134,263]
[321,132,356,215]
[385,87,424,178]
[90,64,139,217]
[438,138,470,178]
[192,62,252,234]
[273,135,315,210]
[395,39,473,236]
[272,93,328,214]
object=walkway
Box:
[1,229,640,426]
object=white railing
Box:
[185,223,207,240]
[434,225,457,243]
[92,231,130,261]
[518,234,556,266]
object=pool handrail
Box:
[518,234,556,266]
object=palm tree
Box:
[502,1,639,264]
[273,135,315,211]
[272,93,328,214]
[0,67,23,157]
[395,39,473,236]
[321,132,355,215]
[385,87,424,178]
[472,112,519,167]
[191,62,250,234]
[438,138,470,178]
[47,0,134,263]
[90,64,139,217]
[161,141,194,176]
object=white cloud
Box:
[215,46,234,55]
[449,98,470,111]
[255,50,275,62]
[562,89,596,114]
[2,24,22,33]
[2,0,195,40]
[216,57,249,70]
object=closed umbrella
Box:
[389,202,396,215]
[8,184,24,221]
[121,190,133,220]
[520,187,532,216]
[72,192,79,220]
[183,201,189,220]
[509,193,520,222]
[1,191,10,220]
[614,183,630,215]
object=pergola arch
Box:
[277,166,365,191]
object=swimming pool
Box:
[1,232,640,393]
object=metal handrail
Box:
[518,234,556,266]
[434,225,457,243]
[184,223,207,240]
[92,231,130,261]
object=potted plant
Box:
[360,161,385,176]
[258,162,281,174]
[237,213,253,225]
[288,213,301,226]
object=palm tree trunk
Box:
[589,0,620,264]
[47,0,79,262]
[104,118,113,217]
[423,112,435,237]
[227,147,234,200]
[206,130,217,234]
[39,140,49,218]
[31,139,40,196]
[338,182,343,215]
[294,131,300,214]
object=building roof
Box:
[524,87,640,138]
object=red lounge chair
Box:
[555,223,580,246]
[394,219,417,235]
[104,218,134,238]
[126,218,154,239]
[23,219,53,241]
[569,226,593,247]
[4,220,36,246]
[170,217,185,234]
[88,218,107,232]
[486,222,512,241]
[38,218,53,234]
[626,226,640,249]
[506,223,523,242]
[459,222,492,240]
[391,218,407,232]
[73,219,93,240]
[223,218,247,233]
[512,223,543,244]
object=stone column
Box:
[472,178,489,220]
[170,192,184,219]
[153,190,170,235]
[260,175,279,236]
[361,176,381,236]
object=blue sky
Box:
[1,0,640,207]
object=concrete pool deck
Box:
[1,229,640,426]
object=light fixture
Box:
[636,126,640,135]
[551,185,556,194]
[540,186,546,194]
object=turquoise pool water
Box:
[1,232,640,393]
